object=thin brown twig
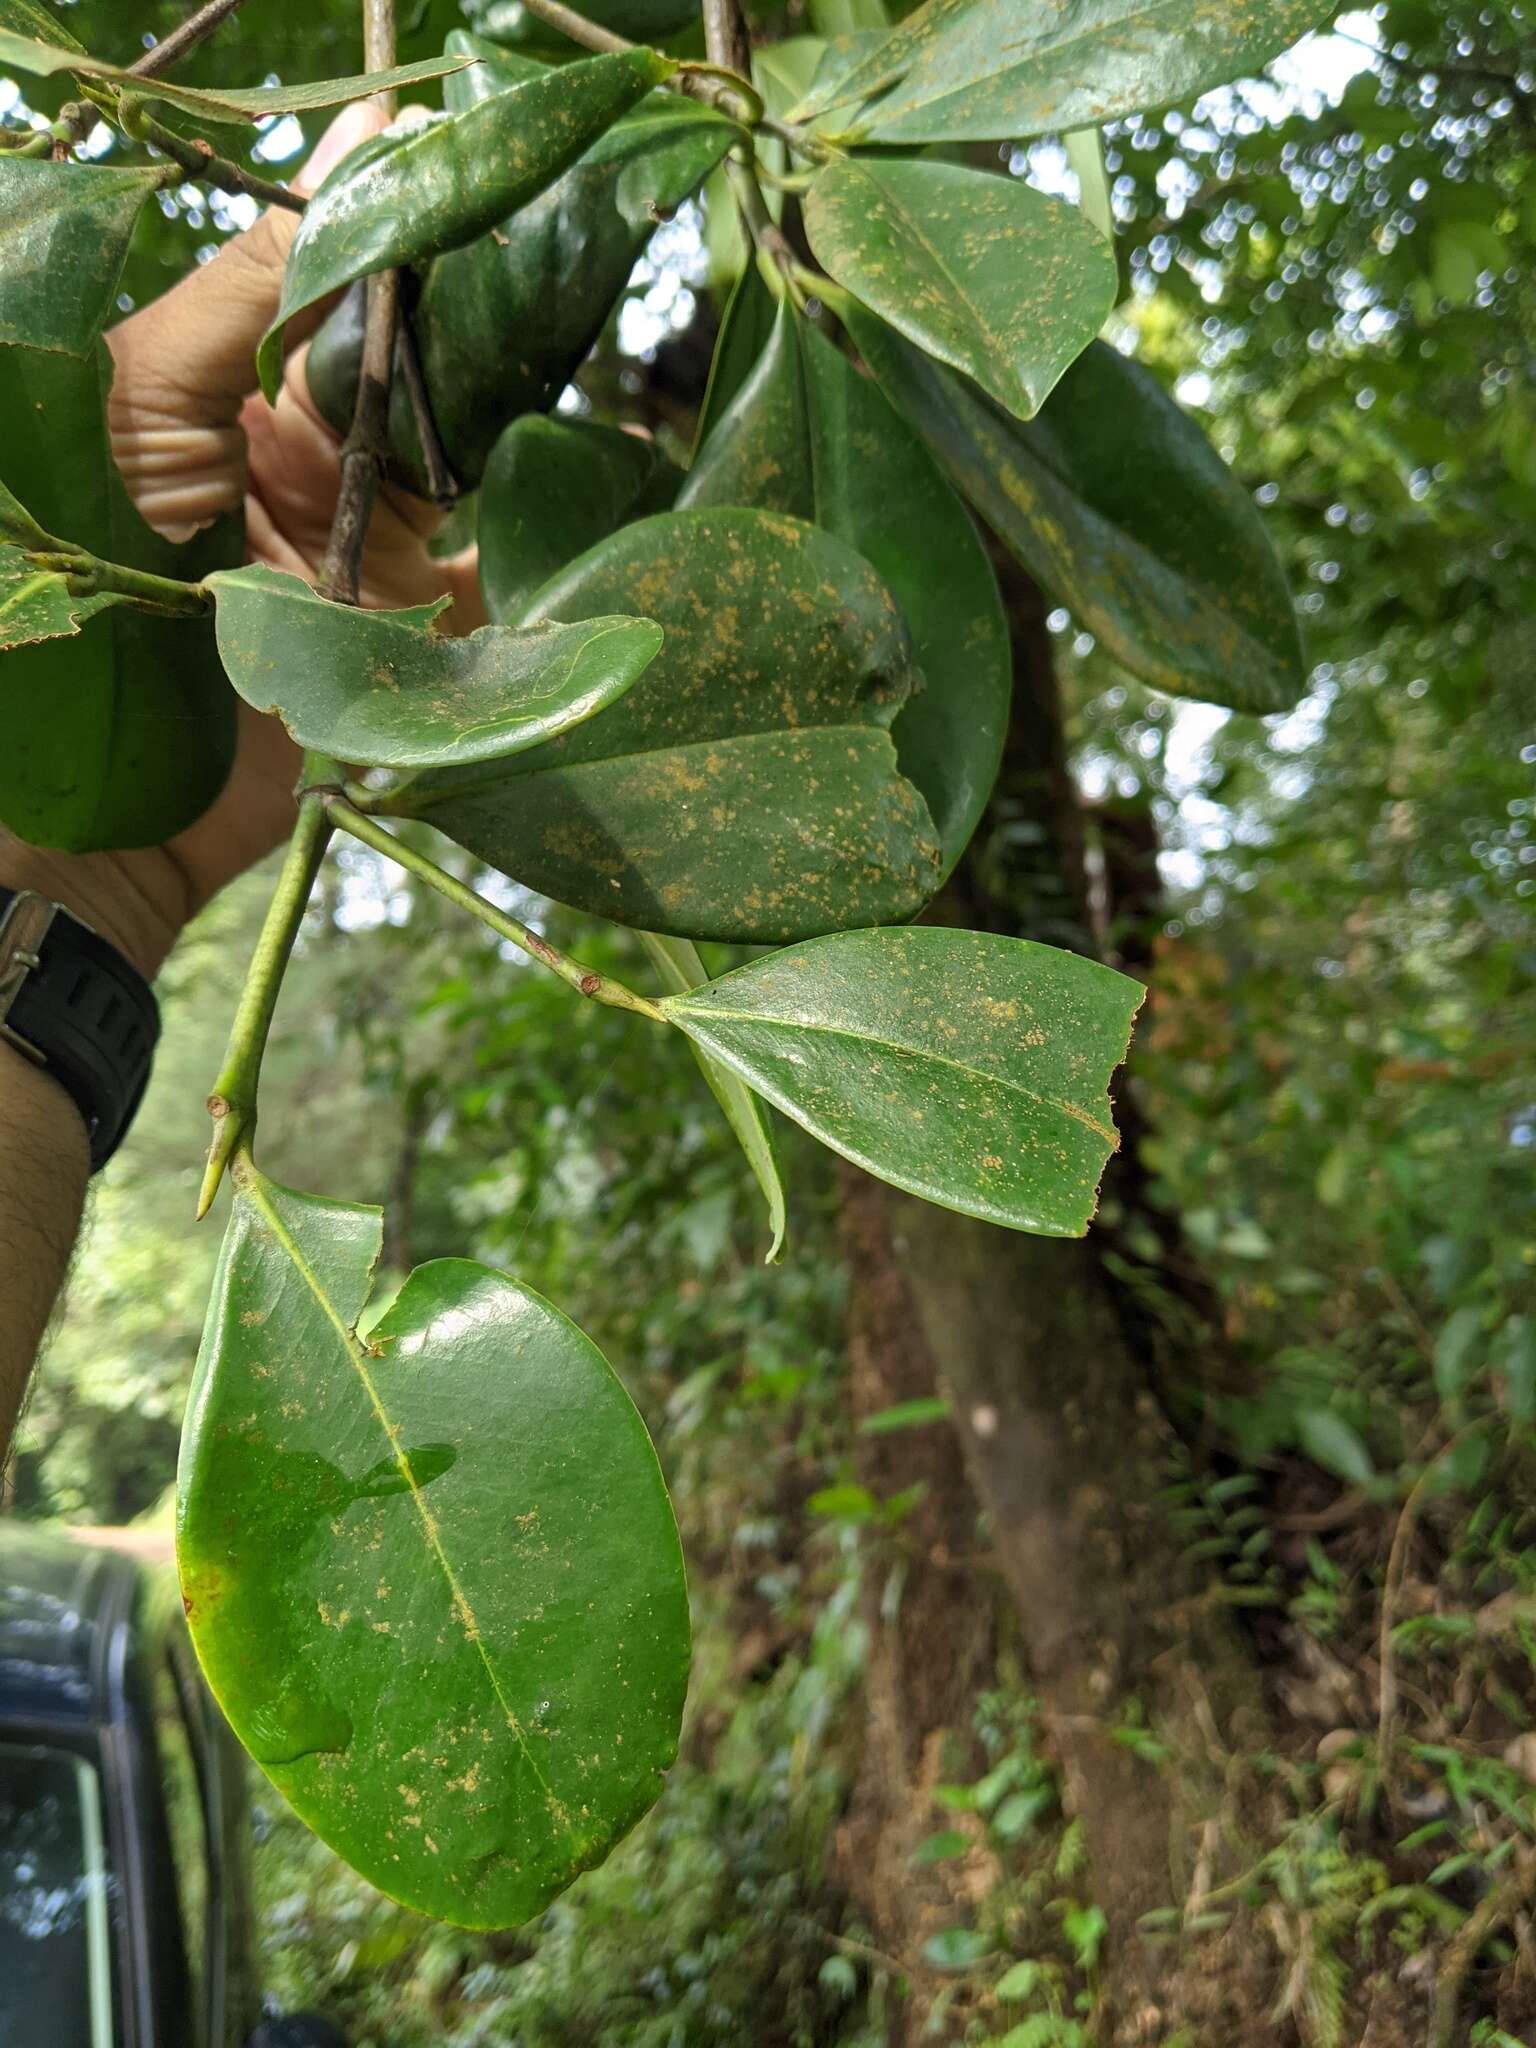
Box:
[701,0,805,295]
[702,0,751,85]
[513,0,631,54]
[317,0,400,604]
[319,268,399,602]
[48,0,252,155]
[512,0,819,151]
[128,0,254,79]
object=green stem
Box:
[756,162,819,193]
[1064,125,1113,242]
[196,4,391,1219]
[197,786,334,1218]
[327,797,667,1025]
[115,92,307,213]
[673,58,763,123]
[725,152,805,305]
[0,480,60,554]
[510,0,826,154]
[759,111,833,159]
[512,0,637,55]
[26,548,212,617]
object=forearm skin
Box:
[0,832,181,1464]
[0,1052,89,1457]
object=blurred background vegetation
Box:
[6,0,1535,2038]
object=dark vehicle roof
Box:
[0,1523,143,1734]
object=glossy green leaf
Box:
[660,927,1144,1236]
[0,159,162,356]
[639,932,788,1263]
[848,313,1306,714]
[691,258,778,463]
[260,48,672,400]
[178,1163,690,1928]
[0,31,471,123]
[680,301,1008,877]
[791,0,1330,143]
[206,563,661,771]
[305,37,733,488]
[392,507,941,943]
[802,28,887,104]
[753,35,831,118]
[0,0,83,51]
[0,542,127,650]
[479,419,680,626]
[0,342,238,851]
[804,157,1115,423]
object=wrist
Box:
[0,832,191,981]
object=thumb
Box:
[107,100,388,536]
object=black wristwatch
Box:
[0,886,160,1171]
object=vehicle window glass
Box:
[152,1651,209,2044]
[0,1742,115,2048]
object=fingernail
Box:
[294,100,384,198]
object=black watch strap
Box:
[0,886,160,1172]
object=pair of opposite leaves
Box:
[0,5,1302,847]
[221,305,1008,943]
[233,283,1302,958]
[0,35,695,850]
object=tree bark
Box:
[835,556,1270,2041]
[832,1168,999,2041]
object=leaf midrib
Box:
[872,0,1316,129]
[825,161,1022,399]
[903,341,1286,695]
[242,1173,574,1835]
[1006,420,1286,691]
[410,713,900,807]
[801,0,970,114]
[670,1000,1117,1143]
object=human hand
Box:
[1,102,482,977]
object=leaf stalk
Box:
[725,153,804,305]
[509,0,824,155]
[9,539,212,619]
[135,101,308,213]
[317,0,401,602]
[327,797,666,1024]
